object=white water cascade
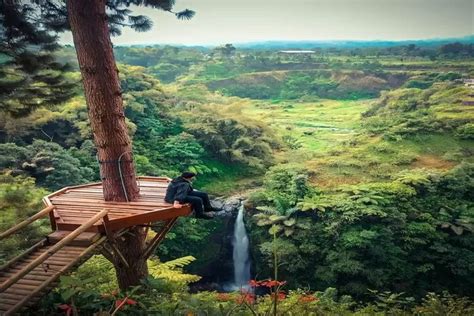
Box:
[231,203,251,289]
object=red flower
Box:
[260,279,287,288]
[236,292,256,304]
[248,279,259,287]
[216,293,231,301]
[115,298,137,310]
[299,295,318,303]
[271,292,286,301]
[58,304,73,316]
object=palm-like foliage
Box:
[148,255,201,284]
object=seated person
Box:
[165,172,216,219]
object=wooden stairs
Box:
[0,209,109,316]
[0,234,105,315]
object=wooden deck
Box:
[0,176,192,315]
[44,176,192,232]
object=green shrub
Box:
[185,106,279,169]
[456,123,474,139]
[0,174,49,264]
[0,140,96,190]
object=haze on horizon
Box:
[60,0,473,45]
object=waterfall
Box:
[231,203,251,289]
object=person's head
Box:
[181,171,196,181]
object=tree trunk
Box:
[67,0,139,202]
[67,0,147,290]
[114,226,149,289]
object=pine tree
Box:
[0,1,76,117]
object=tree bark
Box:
[67,0,139,202]
[113,226,149,289]
[67,0,147,290]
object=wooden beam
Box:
[103,216,132,268]
[102,214,112,239]
[56,223,100,233]
[43,187,69,205]
[104,206,191,231]
[0,209,108,293]
[100,244,115,263]
[137,176,171,182]
[102,215,130,268]
[108,242,130,269]
[49,209,58,231]
[142,217,178,259]
[0,206,55,240]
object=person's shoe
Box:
[196,213,214,220]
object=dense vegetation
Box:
[248,163,474,298]
[1,40,473,314]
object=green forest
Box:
[1,1,473,315]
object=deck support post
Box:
[102,216,130,268]
[101,244,115,263]
[109,242,130,269]
[141,218,178,260]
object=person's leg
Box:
[188,190,212,211]
[182,196,204,217]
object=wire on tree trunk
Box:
[118,151,132,202]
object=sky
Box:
[60,0,474,46]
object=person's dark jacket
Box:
[165,176,193,203]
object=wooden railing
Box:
[3,236,107,316]
[0,239,47,272]
[0,209,109,293]
[0,205,55,240]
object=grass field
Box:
[179,54,474,193]
[240,98,472,189]
[243,99,369,152]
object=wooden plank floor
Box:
[44,177,192,232]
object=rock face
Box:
[210,196,245,217]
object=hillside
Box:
[1,41,473,314]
